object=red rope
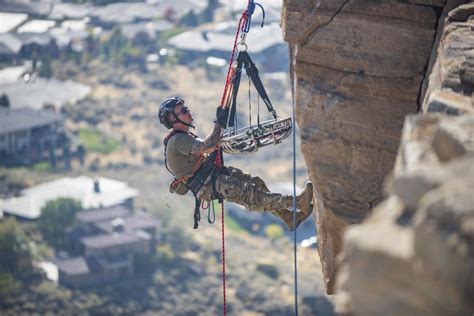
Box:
[219,11,247,108]
[217,5,251,315]
[220,202,226,315]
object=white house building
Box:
[2,176,139,220]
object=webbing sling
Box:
[227,51,277,128]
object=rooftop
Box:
[55,255,101,276]
[94,211,161,234]
[48,3,92,20]
[2,176,139,220]
[0,108,63,135]
[92,3,163,25]
[81,231,147,249]
[0,12,28,33]
[0,33,23,55]
[77,205,132,224]
[0,77,91,109]
[18,19,56,34]
[168,22,284,54]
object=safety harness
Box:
[164,130,222,229]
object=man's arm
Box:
[189,123,223,155]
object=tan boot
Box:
[296,181,313,214]
[271,203,314,231]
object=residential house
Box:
[167,22,288,72]
[56,205,161,288]
[1,176,139,219]
[0,108,67,166]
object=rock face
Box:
[337,115,474,315]
[281,0,443,293]
[334,2,474,315]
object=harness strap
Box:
[192,192,201,229]
[241,51,277,119]
[227,51,277,128]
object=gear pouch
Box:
[169,179,189,195]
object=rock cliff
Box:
[281,0,473,306]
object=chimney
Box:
[93,177,100,193]
[111,217,125,233]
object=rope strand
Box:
[289,45,299,316]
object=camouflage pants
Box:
[198,166,294,212]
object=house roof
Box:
[80,231,147,250]
[167,22,284,54]
[55,255,101,276]
[120,21,172,40]
[2,176,139,220]
[0,12,28,33]
[17,19,56,34]
[0,2,51,16]
[48,3,92,20]
[0,33,22,55]
[0,77,91,109]
[77,205,132,224]
[0,108,63,135]
[92,3,163,25]
[94,211,161,234]
[15,32,53,46]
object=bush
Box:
[256,263,279,280]
[78,128,121,154]
[265,224,284,239]
[32,161,51,172]
[0,270,21,296]
[0,219,33,274]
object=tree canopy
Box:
[0,218,33,296]
[37,198,82,250]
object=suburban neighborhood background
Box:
[0,0,329,314]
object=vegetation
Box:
[0,93,10,108]
[32,161,52,172]
[0,219,34,296]
[37,198,82,250]
[256,263,279,279]
[0,168,28,198]
[78,128,121,154]
[265,224,284,239]
[38,57,53,78]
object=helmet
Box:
[158,97,184,129]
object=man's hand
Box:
[215,106,229,129]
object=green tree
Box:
[201,0,219,23]
[0,218,33,276]
[38,56,53,78]
[181,9,200,27]
[0,94,10,108]
[37,198,82,250]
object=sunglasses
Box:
[175,106,189,115]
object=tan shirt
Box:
[166,133,200,178]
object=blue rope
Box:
[290,46,299,316]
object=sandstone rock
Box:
[421,2,474,112]
[338,156,474,316]
[282,0,440,294]
[414,167,474,310]
[426,90,473,115]
[391,113,474,209]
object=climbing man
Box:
[159,96,313,230]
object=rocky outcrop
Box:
[337,114,474,315]
[335,2,474,315]
[281,0,443,293]
[421,2,474,115]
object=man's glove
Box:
[215,106,229,129]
